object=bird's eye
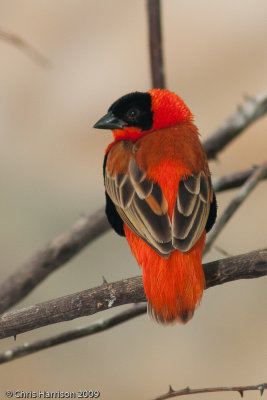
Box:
[126,108,140,122]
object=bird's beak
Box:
[93,111,127,130]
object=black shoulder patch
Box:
[103,153,125,237]
[105,192,125,236]
[205,192,217,233]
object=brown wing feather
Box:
[172,174,211,253]
[105,145,172,257]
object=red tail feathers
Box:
[125,226,206,324]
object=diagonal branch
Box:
[0,28,51,67]
[0,208,109,314]
[204,160,267,254]
[0,248,266,340]
[211,165,267,192]
[203,92,267,159]
[151,382,266,400]
[0,304,147,365]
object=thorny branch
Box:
[1,243,267,361]
[0,304,147,365]
[0,248,266,339]
[152,382,267,400]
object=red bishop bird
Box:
[94,89,217,324]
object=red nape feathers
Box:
[106,89,194,146]
[94,89,217,325]
[148,89,193,130]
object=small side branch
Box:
[0,248,266,339]
[0,28,51,67]
[147,0,165,88]
[212,166,267,192]
[203,92,267,159]
[205,160,267,254]
[152,382,267,400]
[0,304,147,365]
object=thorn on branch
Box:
[213,246,232,257]
[243,93,255,102]
[0,249,266,340]
[151,382,267,400]
[258,385,264,396]
[0,304,147,365]
[168,385,175,393]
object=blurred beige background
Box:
[0,0,267,399]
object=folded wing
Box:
[105,145,212,257]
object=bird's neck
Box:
[105,127,143,154]
[112,127,144,142]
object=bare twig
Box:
[212,165,267,192]
[205,161,267,254]
[151,382,267,399]
[0,208,109,314]
[0,28,51,67]
[0,304,147,365]
[147,0,165,88]
[203,92,267,159]
[0,248,266,339]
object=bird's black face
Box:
[94,92,153,131]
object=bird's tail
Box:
[143,234,206,324]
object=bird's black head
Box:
[93,91,153,131]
